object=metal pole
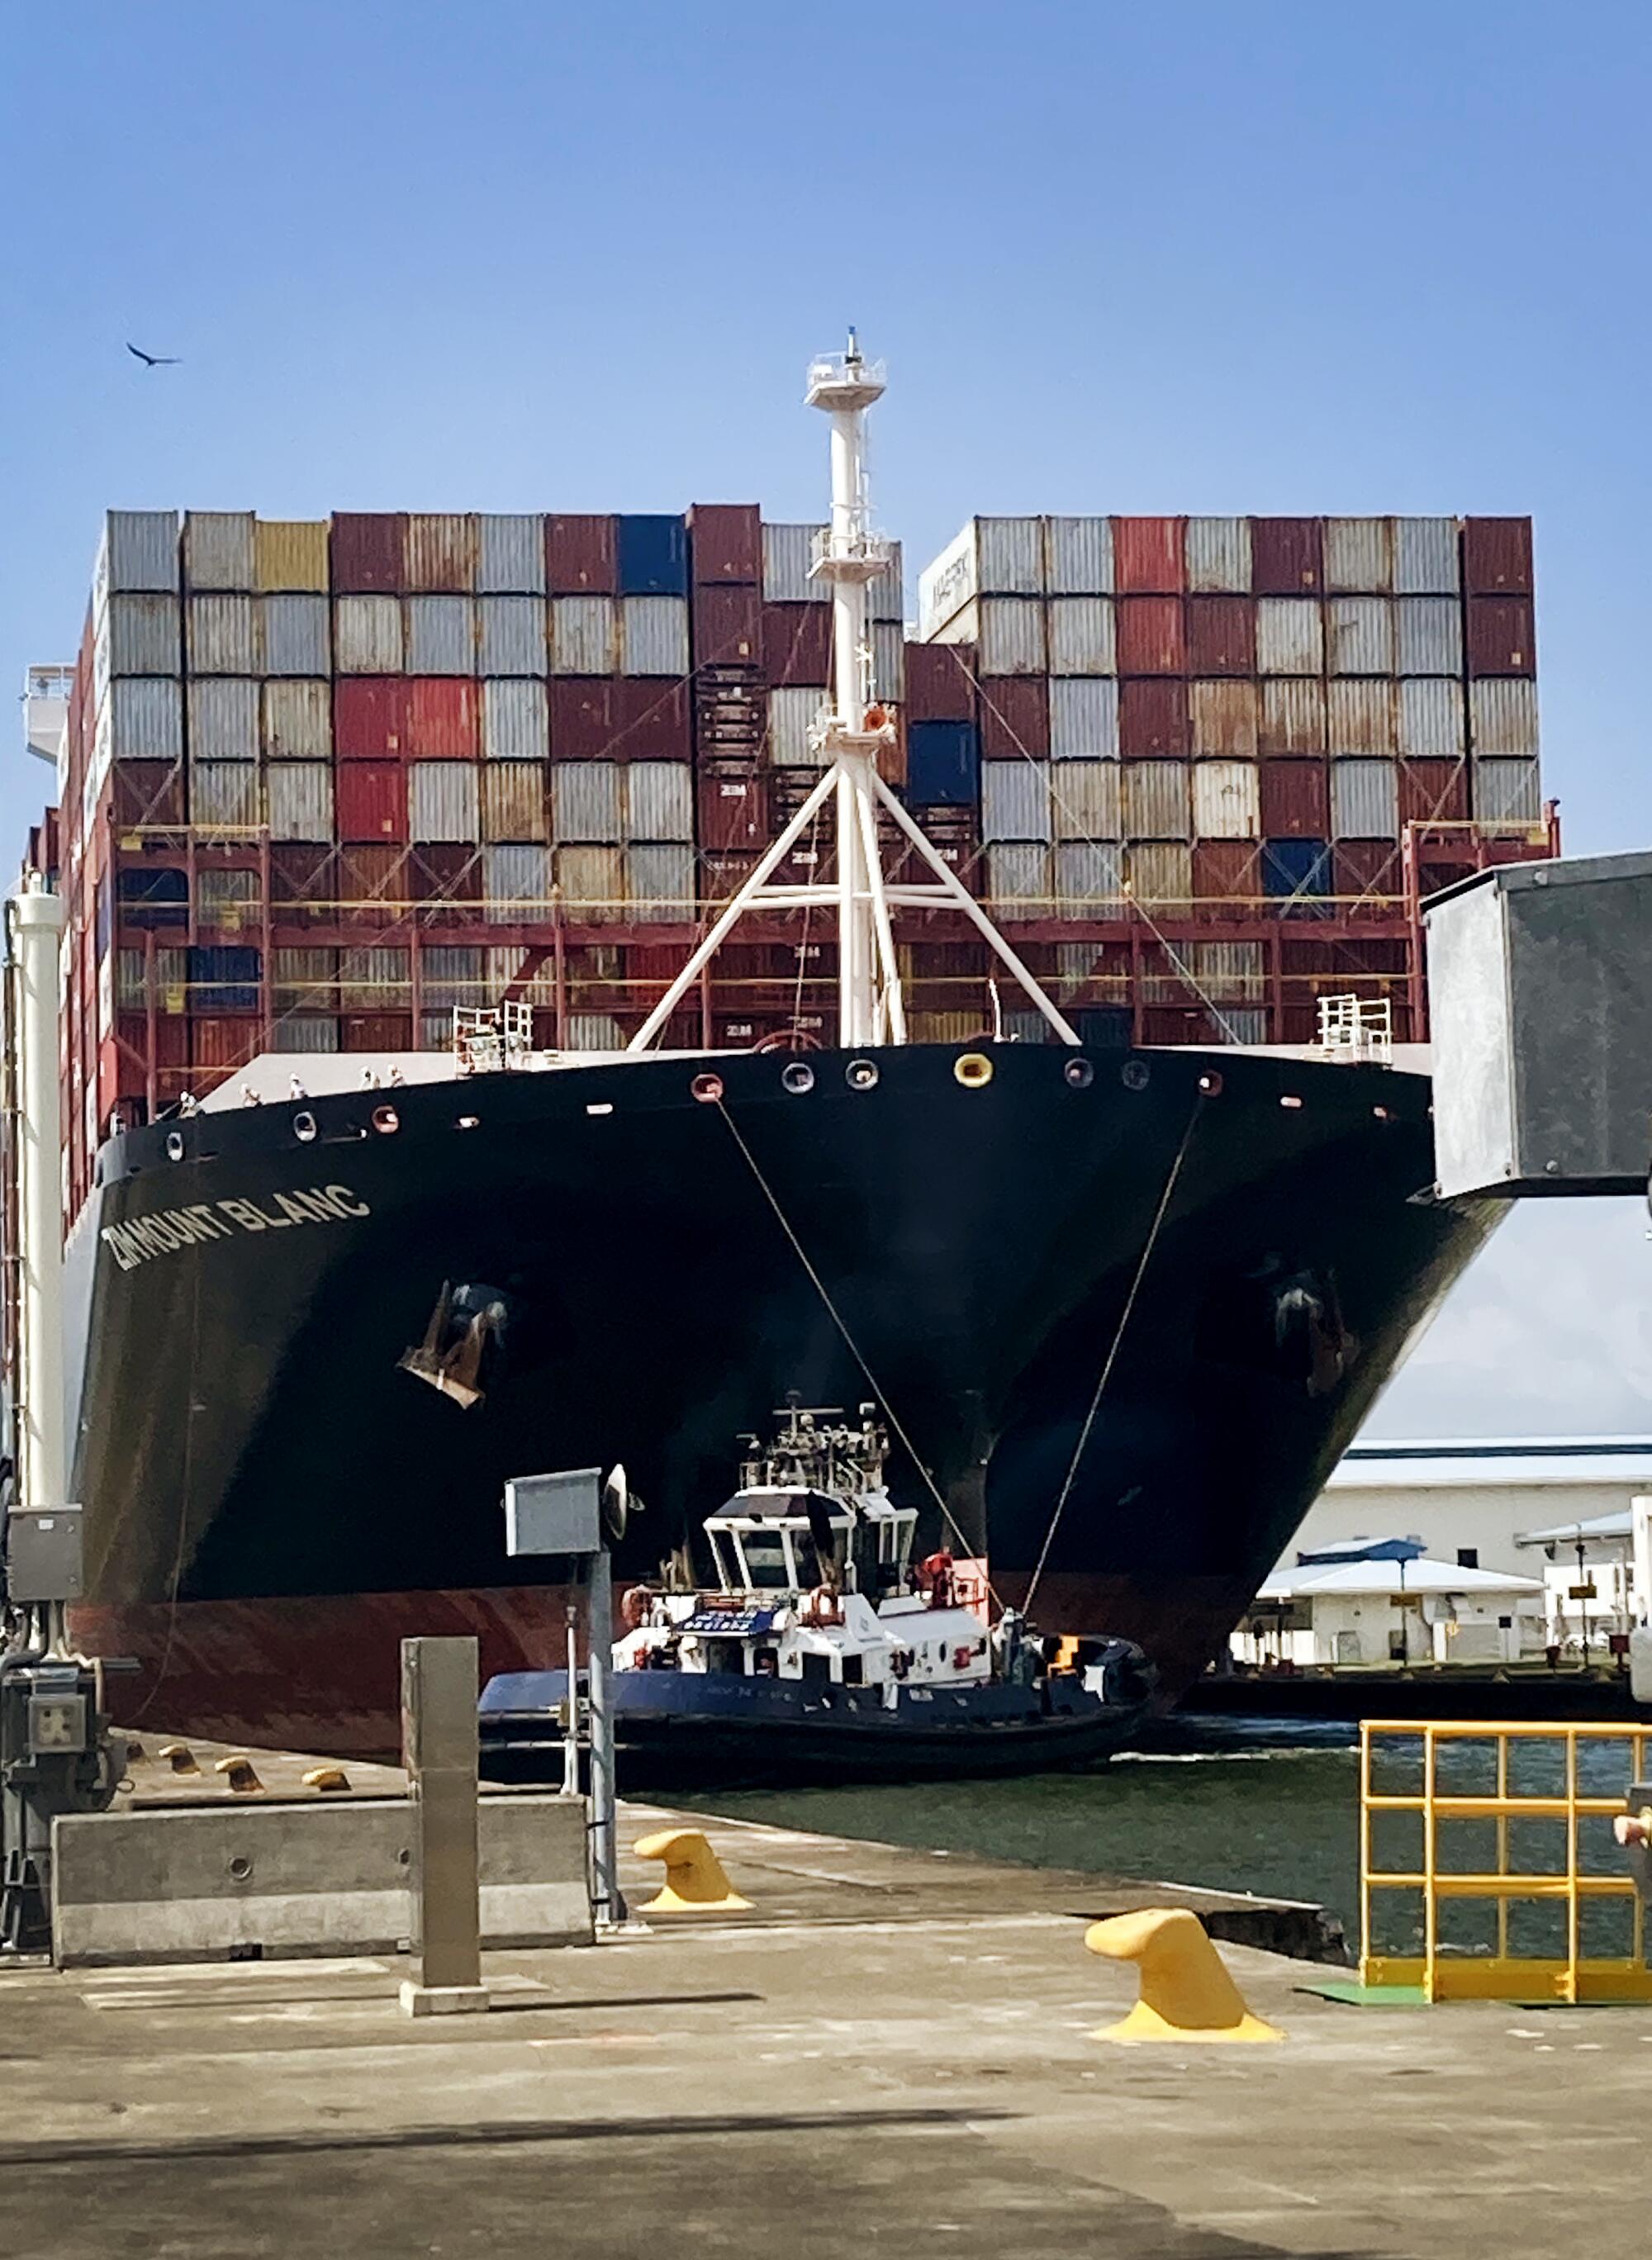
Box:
[398,1635,488,2015]
[586,1549,624,1929]
[560,1601,580,1798]
[10,881,67,1526]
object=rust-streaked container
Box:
[1462,517,1532,595]
[1332,841,1401,902]
[183,512,256,592]
[255,520,330,593]
[1326,596,1394,676]
[334,843,403,919]
[340,1013,413,1053]
[1255,597,1324,676]
[406,678,479,760]
[1468,677,1539,757]
[691,584,762,667]
[480,763,548,843]
[331,515,406,594]
[689,504,762,586]
[1185,517,1251,594]
[403,514,477,592]
[1050,761,1122,841]
[1190,760,1260,840]
[1118,679,1188,757]
[1260,757,1330,838]
[335,677,411,760]
[335,762,408,843]
[763,603,832,686]
[1125,841,1193,909]
[1398,757,1469,825]
[1123,760,1191,841]
[263,680,332,762]
[1323,518,1393,594]
[1191,839,1261,914]
[978,677,1049,760]
[1258,679,1326,757]
[1184,596,1253,676]
[339,947,410,1014]
[1466,596,1536,676]
[1189,680,1257,761]
[1251,518,1323,595]
[411,846,483,928]
[904,642,976,723]
[550,679,615,762]
[613,677,691,761]
[1113,517,1184,594]
[555,844,625,921]
[1327,679,1395,758]
[111,762,185,829]
[190,1017,262,1072]
[1472,755,1542,824]
[697,769,770,853]
[1117,596,1185,675]
[546,515,617,596]
[271,845,336,926]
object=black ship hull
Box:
[65,1042,1495,1758]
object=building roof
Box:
[1517,1509,1635,1546]
[1256,1555,1545,1602]
[1328,1438,1652,1491]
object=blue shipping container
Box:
[1261,838,1334,914]
[116,866,188,929]
[188,943,263,1014]
[616,515,689,597]
[906,719,980,809]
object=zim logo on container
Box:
[99,1185,371,1274]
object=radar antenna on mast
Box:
[629,337,1078,1052]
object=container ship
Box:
[18,346,1553,1758]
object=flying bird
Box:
[126,343,180,368]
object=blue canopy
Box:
[1295,1536,1427,1567]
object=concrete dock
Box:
[0,1797,1640,2258]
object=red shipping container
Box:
[1117,596,1186,676]
[1251,519,1323,595]
[904,641,976,722]
[1398,757,1469,827]
[112,762,185,829]
[336,763,408,844]
[612,677,691,759]
[1466,596,1536,676]
[1142,1004,1220,1047]
[550,679,615,762]
[336,844,405,923]
[691,585,762,667]
[1462,517,1532,595]
[689,503,762,586]
[978,677,1050,760]
[763,604,833,686]
[1260,758,1330,838]
[1191,841,1262,914]
[698,770,770,854]
[190,1016,262,1072]
[270,844,335,925]
[546,515,617,595]
[335,677,411,759]
[407,678,479,759]
[411,843,482,927]
[116,1012,188,1068]
[1118,679,1189,757]
[331,514,406,594]
[1113,517,1184,594]
[1332,842,1402,904]
[342,1014,413,1052]
[1184,596,1256,677]
[701,850,760,903]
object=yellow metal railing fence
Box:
[1360,1720,1652,2003]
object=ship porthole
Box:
[373,1105,399,1134]
[165,1131,185,1162]
[846,1058,880,1091]
[954,1052,994,1089]
[781,1061,814,1095]
[1198,1070,1223,1096]
[1121,1060,1151,1092]
[1063,1057,1094,1090]
[691,1072,724,1104]
[293,1112,317,1143]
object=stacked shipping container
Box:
[55,506,1550,1218]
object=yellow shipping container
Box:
[254,520,330,593]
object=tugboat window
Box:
[737,1531,792,1589]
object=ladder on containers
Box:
[453,1001,532,1075]
[1317,994,1393,1065]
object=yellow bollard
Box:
[159,1742,199,1777]
[302,1765,351,1793]
[633,1828,751,1913]
[214,1754,265,1797]
[1085,1908,1284,2044]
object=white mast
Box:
[628,337,1078,1053]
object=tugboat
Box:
[478,1402,1157,1787]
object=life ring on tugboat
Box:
[620,1585,655,1630]
[916,1550,955,1610]
[802,1586,843,1627]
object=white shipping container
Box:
[1326,596,1394,676]
[1051,761,1122,841]
[978,517,1045,596]
[1396,596,1463,677]
[1189,680,1259,761]
[477,596,547,677]
[628,843,695,923]
[1192,940,1265,1001]
[985,843,1051,918]
[567,1014,625,1051]
[477,515,547,595]
[1049,677,1119,760]
[183,511,255,591]
[102,591,180,677]
[918,524,979,639]
[421,946,486,1011]
[482,677,548,762]
[107,677,183,762]
[1327,679,1395,758]
[335,595,404,674]
[262,679,331,762]
[188,677,259,762]
[261,593,330,676]
[1191,760,1260,839]
[762,523,827,605]
[1256,598,1325,677]
[487,939,558,998]
[95,510,179,605]
[189,761,263,829]
[977,596,1047,676]
[1473,756,1542,824]
[626,761,693,843]
[1323,519,1393,594]
[273,1015,340,1054]
[267,762,336,843]
[551,596,616,676]
[1125,842,1193,907]
[483,844,552,921]
[1469,678,1540,757]
[406,596,476,676]
[1054,840,1123,913]
[769,686,827,767]
[1045,516,1113,596]
[620,596,689,677]
[1047,596,1116,676]
[339,947,410,1010]
[553,762,622,843]
[872,621,904,703]
[1398,677,1465,759]
[1393,516,1461,594]
[410,761,480,843]
[981,761,1052,844]
[1331,758,1399,839]
[1185,517,1251,593]
[479,762,547,843]
[1260,680,1327,756]
[188,595,257,676]
[557,846,624,922]
[1124,760,1191,841]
